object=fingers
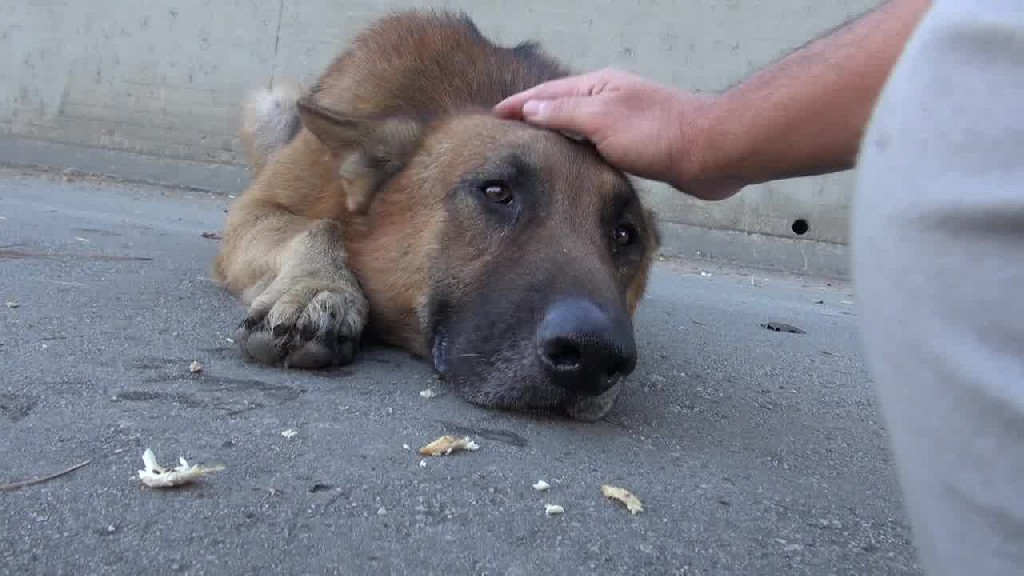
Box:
[494,69,616,119]
[516,96,605,140]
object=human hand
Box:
[493,68,746,201]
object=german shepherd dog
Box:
[213,10,659,420]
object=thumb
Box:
[521,97,602,139]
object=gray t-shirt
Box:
[852,1,1024,574]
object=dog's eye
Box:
[613,224,636,247]
[480,181,513,205]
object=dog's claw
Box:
[298,324,317,342]
[238,316,259,331]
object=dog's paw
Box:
[235,279,368,369]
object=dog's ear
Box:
[296,95,423,214]
[644,207,661,250]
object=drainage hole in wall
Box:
[791,219,810,236]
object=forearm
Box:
[694,0,932,188]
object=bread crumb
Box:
[419,388,438,399]
[601,484,644,515]
[544,504,564,516]
[189,360,203,373]
[532,480,550,491]
[418,435,479,457]
[281,429,298,438]
[137,448,224,488]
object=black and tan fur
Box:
[213,10,659,420]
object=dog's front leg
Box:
[217,214,368,369]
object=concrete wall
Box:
[1,0,879,249]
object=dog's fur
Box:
[213,10,659,420]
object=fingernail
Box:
[522,100,545,119]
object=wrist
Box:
[666,90,751,200]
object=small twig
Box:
[0,460,91,492]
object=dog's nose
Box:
[536,298,637,396]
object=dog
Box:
[212,10,660,421]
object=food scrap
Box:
[760,321,805,334]
[137,448,224,488]
[5,301,19,309]
[419,388,439,399]
[532,480,551,492]
[544,504,564,516]
[601,484,644,515]
[189,360,204,373]
[418,435,479,457]
[281,428,298,438]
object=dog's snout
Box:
[537,298,637,396]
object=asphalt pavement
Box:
[0,167,921,575]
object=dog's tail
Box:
[240,80,304,176]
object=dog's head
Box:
[299,101,659,420]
